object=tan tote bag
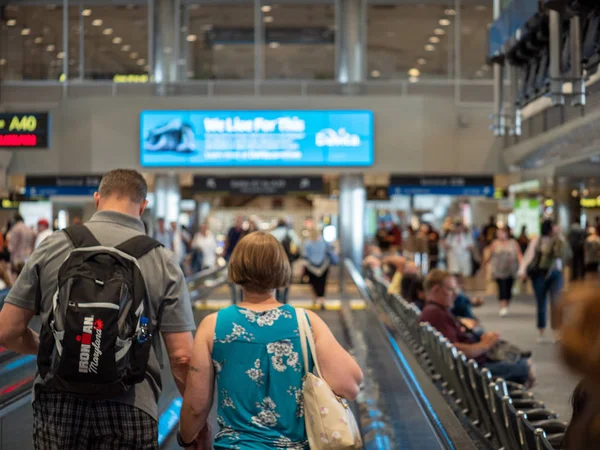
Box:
[296,308,363,449]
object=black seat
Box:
[536,428,563,450]
[466,361,495,441]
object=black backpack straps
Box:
[64,225,101,248]
[116,235,163,260]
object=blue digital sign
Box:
[140,110,374,167]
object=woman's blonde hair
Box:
[228,232,291,294]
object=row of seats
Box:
[367,274,569,450]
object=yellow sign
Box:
[1,199,19,209]
[581,198,600,208]
[113,74,149,83]
[544,199,554,207]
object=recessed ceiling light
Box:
[434,28,446,36]
[82,9,92,16]
[112,37,123,44]
[214,44,224,51]
[0,59,6,66]
[136,58,145,65]
[583,189,590,196]
[269,42,280,49]
[121,44,131,51]
[202,24,213,32]
[264,16,274,23]
[429,36,440,44]
[417,58,427,65]
[102,28,113,35]
[408,68,420,77]
[409,76,420,83]
[92,19,103,27]
[425,44,435,51]
[46,44,56,52]
[130,52,139,59]
[445,9,456,16]
[57,51,65,59]
[370,70,381,78]
[261,5,272,13]
[21,28,31,36]
[6,19,16,26]
[439,19,451,26]
[475,5,488,11]
[34,37,43,44]
[186,34,197,42]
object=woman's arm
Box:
[518,237,538,277]
[306,311,363,400]
[179,313,217,444]
[514,239,524,266]
[480,241,496,269]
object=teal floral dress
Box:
[212,304,312,449]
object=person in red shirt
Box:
[419,269,533,385]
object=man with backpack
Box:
[0,169,197,449]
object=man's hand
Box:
[471,296,484,307]
[480,332,500,350]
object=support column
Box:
[152,0,179,94]
[254,0,265,81]
[570,14,585,107]
[508,63,522,136]
[549,10,565,106]
[154,174,180,224]
[492,0,505,136]
[339,174,365,275]
[555,178,580,231]
[335,0,366,94]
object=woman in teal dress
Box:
[179,232,363,449]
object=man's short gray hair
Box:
[98,169,147,203]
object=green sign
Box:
[514,198,541,237]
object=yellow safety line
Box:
[193,300,366,311]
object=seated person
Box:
[450,273,484,320]
[401,272,419,300]
[419,269,534,386]
[407,278,425,311]
[383,255,406,295]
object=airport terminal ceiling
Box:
[0,0,493,81]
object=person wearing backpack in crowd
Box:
[271,218,301,303]
[0,169,196,450]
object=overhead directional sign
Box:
[0,113,50,148]
[192,176,323,196]
[25,175,101,197]
[389,175,495,197]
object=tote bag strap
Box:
[295,307,323,378]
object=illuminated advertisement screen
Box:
[0,113,50,148]
[140,110,373,167]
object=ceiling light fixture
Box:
[417,58,427,65]
[434,28,446,35]
[370,70,381,78]
[571,190,579,197]
[261,5,272,13]
[130,52,139,59]
[46,44,56,52]
[425,44,435,51]
[34,37,43,44]
[264,16,274,23]
[0,59,6,66]
[439,18,451,26]
[92,19,103,27]
[445,9,456,16]
[57,51,65,59]
[214,44,224,51]
[408,68,420,77]
[186,34,197,42]
[429,36,440,44]
[6,19,16,26]
[121,44,131,51]
[82,9,92,16]
[21,28,31,36]
[136,58,145,65]
[269,42,280,49]
[102,28,113,35]
[409,76,420,83]
[112,37,123,44]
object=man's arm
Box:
[455,333,498,360]
[162,331,194,395]
[0,304,38,354]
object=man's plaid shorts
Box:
[33,392,158,450]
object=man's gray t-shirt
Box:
[5,210,196,420]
